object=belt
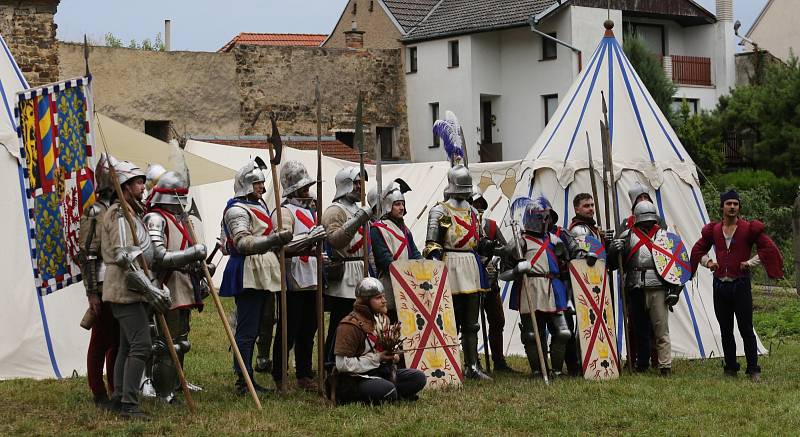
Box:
[526,273,557,279]
[632,267,656,272]
[336,257,363,262]
[444,248,472,253]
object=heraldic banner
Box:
[15,76,96,295]
[390,259,462,389]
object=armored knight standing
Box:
[219,160,293,394]
[321,167,372,364]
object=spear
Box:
[601,91,632,373]
[314,77,325,394]
[585,131,603,229]
[87,36,195,413]
[354,93,369,277]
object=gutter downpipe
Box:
[528,15,582,73]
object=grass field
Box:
[1,288,799,436]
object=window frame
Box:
[430,102,440,148]
[543,94,558,126]
[541,32,558,61]
[448,40,459,68]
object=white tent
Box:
[523,24,761,359]
[0,33,233,379]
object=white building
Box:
[745,0,800,62]
[400,0,738,162]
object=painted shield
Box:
[568,258,619,381]
[575,234,606,261]
[651,230,692,286]
[390,259,462,389]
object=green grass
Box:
[2,291,800,436]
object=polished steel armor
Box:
[114,160,146,186]
[280,160,315,198]
[355,276,384,299]
[633,200,659,225]
[333,166,365,203]
[148,171,188,206]
[233,161,267,198]
[628,182,650,206]
[443,164,473,198]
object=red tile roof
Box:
[218,33,327,52]
[204,137,372,163]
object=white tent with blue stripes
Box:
[0,34,90,379]
[523,23,763,359]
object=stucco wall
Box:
[323,0,403,49]
[59,43,240,138]
[235,44,409,160]
[0,0,59,87]
[748,0,800,62]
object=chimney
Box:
[716,0,733,22]
[165,19,171,51]
[344,20,365,49]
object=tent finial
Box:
[604,19,615,36]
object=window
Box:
[623,22,665,56]
[430,103,440,148]
[543,94,558,126]
[448,40,459,67]
[352,1,357,14]
[376,127,395,160]
[671,98,699,115]
[542,32,557,60]
[369,1,373,12]
[407,47,418,73]
[144,120,171,142]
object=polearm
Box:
[354,93,369,277]
[314,77,325,394]
[601,91,633,373]
[585,131,603,229]
[87,37,195,413]
[251,109,290,394]
[510,219,549,385]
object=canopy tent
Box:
[522,23,761,359]
[0,32,234,379]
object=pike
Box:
[86,36,196,413]
[585,131,603,229]
[600,91,632,373]
[354,93,370,277]
[314,77,325,395]
[251,109,290,393]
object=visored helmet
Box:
[443,164,473,198]
[522,196,552,234]
[114,160,146,186]
[633,200,659,225]
[628,182,651,208]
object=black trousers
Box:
[272,291,318,382]
[339,368,427,405]
[713,278,760,374]
[325,295,355,366]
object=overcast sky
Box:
[55,0,767,52]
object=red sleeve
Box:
[751,221,784,279]
[690,222,715,275]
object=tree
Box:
[623,34,676,120]
[673,100,724,179]
[715,56,800,177]
[104,32,166,51]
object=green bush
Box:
[712,169,800,206]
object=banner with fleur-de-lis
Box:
[15,76,96,295]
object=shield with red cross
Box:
[568,258,619,380]
[390,259,462,389]
[651,230,691,286]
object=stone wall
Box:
[235,44,409,159]
[59,43,241,138]
[0,0,59,87]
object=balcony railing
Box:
[664,55,712,86]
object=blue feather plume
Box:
[433,110,464,163]
[510,196,532,223]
